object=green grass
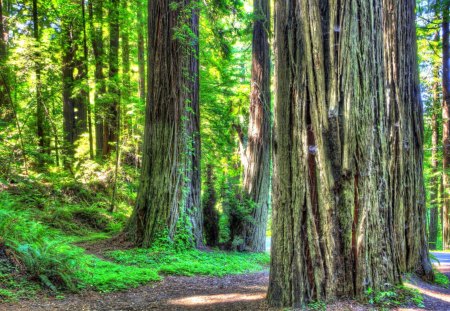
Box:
[107,247,270,278]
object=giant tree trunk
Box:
[443,0,450,250]
[241,0,271,253]
[89,0,105,158]
[125,0,202,247]
[383,0,432,278]
[268,0,430,307]
[103,0,119,157]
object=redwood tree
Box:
[125,0,202,247]
[268,0,431,306]
[242,0,271,252]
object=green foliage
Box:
[0,209,80,291]
[433,270,450,288]
[76,255,160,292]
[365,285,424,308]
[106,246,270,277]
[307,300,326,311]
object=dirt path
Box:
[0,271,367,311]
[2,252,450,310]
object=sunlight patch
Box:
[168,293,265,306]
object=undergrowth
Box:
[0,171,270,301]
[365,285,424,309]
[107,246,270,278]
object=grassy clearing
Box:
[0,172,269,301]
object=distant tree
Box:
[104,0,120,156]
[33,0,49,155]
[203,165,219,247]
[88,0,106,158]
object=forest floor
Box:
[1,245,450,311]
[2,250,450,311]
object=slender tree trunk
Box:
[82,0,94,159]
[0,0,12,122]
[203,165,219,247]
[137,0,146,106]
[62,23,76,154]
[443,0,450,250]
[62,19,87,158]
[241,0,271,252]
[89,0,105,158]
[103,0,119,157]
[121,0,130,134]
[33,0,48,154]
[125,0,201,247]
[268,0,431,306]
[429,57,440,250]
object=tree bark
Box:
[185,6,203,248]
[89,0,105,158]
[241,0,271,253]
[442,0,450,250]
[383,0,432,279]
[268,0,431,306]
[125,0,202,247]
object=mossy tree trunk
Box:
[268,0,431,307]
[125,0,202,248]
[241,0,271,253]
